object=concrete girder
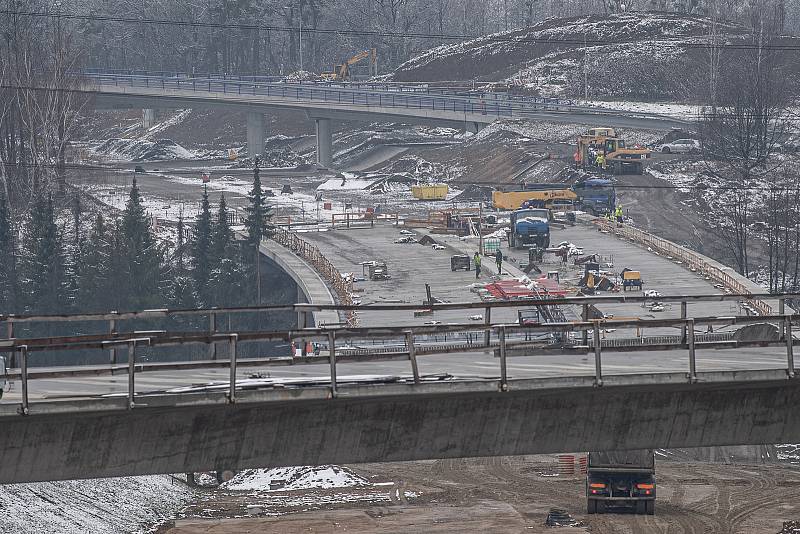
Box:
[1,375,799,483]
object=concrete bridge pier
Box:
[247,112,266,158]
[142,108,156,129]
[315,118,333,167]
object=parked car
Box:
[657,139,700,154]
[134,165,146,173]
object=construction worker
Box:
[473,252,482,279]
[615,204,624,224]
[573,150,581,169]
[596,153,606,170]
[495,248,503,274]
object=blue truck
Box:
[509,207,551,249]
[572,177,616,216]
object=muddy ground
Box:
[161,456,800,534]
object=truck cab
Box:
[572,178,616,216]
[586,449,656,515]
[509,208,550,249]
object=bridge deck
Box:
[1,221,790,404]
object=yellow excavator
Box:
[321,49,378,81]
[576,127,651,175]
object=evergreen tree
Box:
[0,188,18,313]
[77,214,110,311]
[244,157,274,251]
[24,194,66,314]
[191,186,214,304]
[211,193,234,267]
[175,212,186,273]
[120,178,164,309]
[244,158,274,304]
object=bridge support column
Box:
[142,109,156,129]
[247,112,266,158]
[315,118,333,167]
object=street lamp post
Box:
[299,2,303,72]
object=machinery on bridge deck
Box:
[586,449,656,515]
[321,49,378,81]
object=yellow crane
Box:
[321,49,377,81]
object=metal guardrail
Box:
[597,220,772,316]
[2,309,799,415]
[81,71,687,125]
[272,226,357,326]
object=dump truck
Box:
[412,183,449,200]
[586,449,656,515]
[509,207,551,249]
[621,269,643,291]
[576,129,651,175]
[492,188,577,210]
[572,177,616,215]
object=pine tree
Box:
[120,178,164,309]
[176,212,186,273]
[244,157,274,304]
[0,188,18,313]
[191,186,214,304]
[211,193,234,267]
[24,194,66,314]
[77,214,110,311]
[244,157,274,250]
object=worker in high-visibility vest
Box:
[596,153,606,170]
[615,205,624,224]
[473,252,482,279]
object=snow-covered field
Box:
[0,475,193,533]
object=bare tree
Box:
[697,8,792,276]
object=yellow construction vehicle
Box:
[576,128,651,175]
[492,189,577,210]
[321,49,377,81]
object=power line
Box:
[2,9,800,52]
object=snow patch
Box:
[93,138,198,162]
[221,465,370,492]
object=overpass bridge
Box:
[82,71,690,166]
[1,290,799,484]
[2,203,794,484]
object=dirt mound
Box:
[391,12,799,99]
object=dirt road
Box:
[162,456,800,533]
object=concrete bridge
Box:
[82,71,690,166]
[1,292,799,484]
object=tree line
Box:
[0,162,274,318]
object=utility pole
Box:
[584,33,589,102]
[299,0,303,72]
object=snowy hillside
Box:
[391,13,800,99]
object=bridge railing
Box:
[83,71,682,124]
[2,307,800,414]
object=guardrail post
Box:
[687,319,697,382]
[109,317,117,367]
[209,310,218,360]
[19,345,28,415]
[6,321,14,367]
[499,326,508,391]
[127,341,136,409]
[593,322,602,387]
[786,316,795,378]
[484,306,491,347]
[406,331,420,384]
[680,301,687,344]
[582,304,589,345]
[780,298,786,339]
[328,331,337,396]
[228,334,238,403]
